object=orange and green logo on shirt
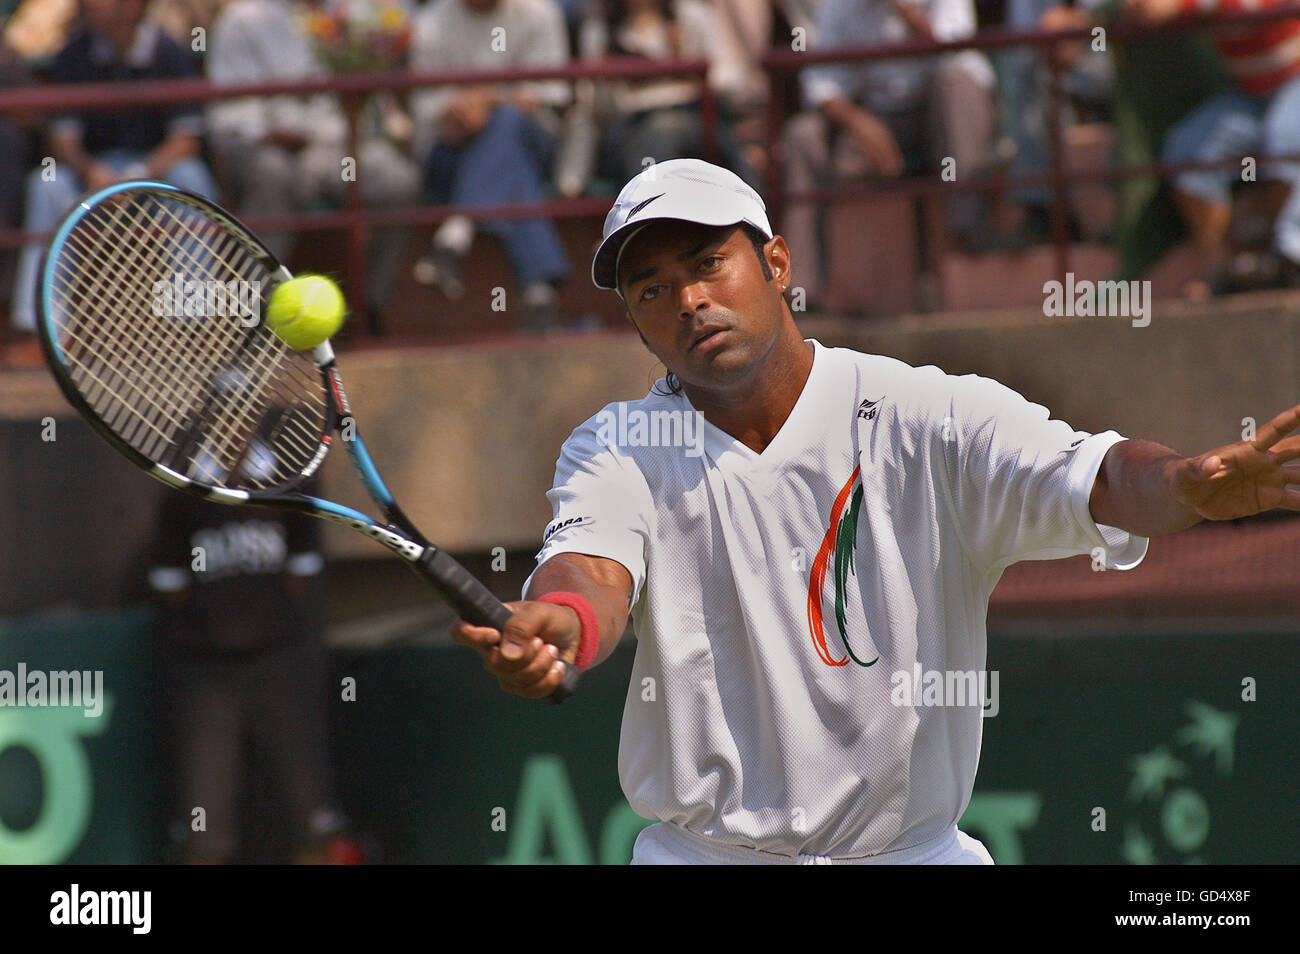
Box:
[807,464,879,668]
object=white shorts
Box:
[631,822,995,865]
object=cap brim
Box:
[591,184,772,291]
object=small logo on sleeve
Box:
[543,516,590,542]
[857,396,885,421]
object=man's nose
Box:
[679,281,710,317]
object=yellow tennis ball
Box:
[266,275,346,350]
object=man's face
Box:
[618,221,789,392]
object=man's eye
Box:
[640,284,661,302]
[700,256,722,270]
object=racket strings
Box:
[62,199,243,428]
[60,214,210,445]
[130,198,287,467]
[56,207,243,456]
[47,189,328,491]
[50,249,190,454]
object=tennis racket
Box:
[37,181,579,703]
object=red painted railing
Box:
[1,4,1297,331]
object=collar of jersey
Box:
[685,339,830,472]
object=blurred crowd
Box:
[1,0,1298,360]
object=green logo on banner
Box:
[0,695,113,863]
[491,754,652,865]
[1122,699,1238,864]
[959,791,1043,864]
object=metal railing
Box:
[2,4,1298,332]
[763,3,1300,281]
[0,56,716,331]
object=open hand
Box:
[1171,404,1300,521]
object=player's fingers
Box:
[499,643,560,692]
[1253,403,1300,450]
[484,635,549,675]
[497,642,563,696]
[490,619,537,663]
[450,619,501,651]
[1266,434,1300,463]
[501,647,567,699]
[499,600,579,662]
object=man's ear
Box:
[766,235,792,289]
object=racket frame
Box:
[38,180,578,702]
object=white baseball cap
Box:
[591,158,773,292]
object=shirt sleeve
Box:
[513,0,571,110]
[929,0,977,41]
[206,5,346,147]
[940,371,1149,573]
[523,412,655,607]
[205,7,272,143]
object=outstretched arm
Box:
[1089,404,1300,536]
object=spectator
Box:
[1096,0,1229,282]
[781,0,1001,305]
[1126,0,1300,296]
[205,0,421,326]
[147,476,351,864]
[995,0,1115,244]
[576,0,760,188]
[409,0,572,333]
[9,0,219,336]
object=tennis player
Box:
[451,158,1300,864]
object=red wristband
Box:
[537,591,599,672]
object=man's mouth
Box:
[688,325,731,351]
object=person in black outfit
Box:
[147,485,350,864]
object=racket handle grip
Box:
[420,547,580,705]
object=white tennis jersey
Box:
[527,339,1148,859]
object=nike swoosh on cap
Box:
[627,193,666,217]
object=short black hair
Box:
[739,223,774,281]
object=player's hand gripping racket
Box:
[37,181,579,703]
